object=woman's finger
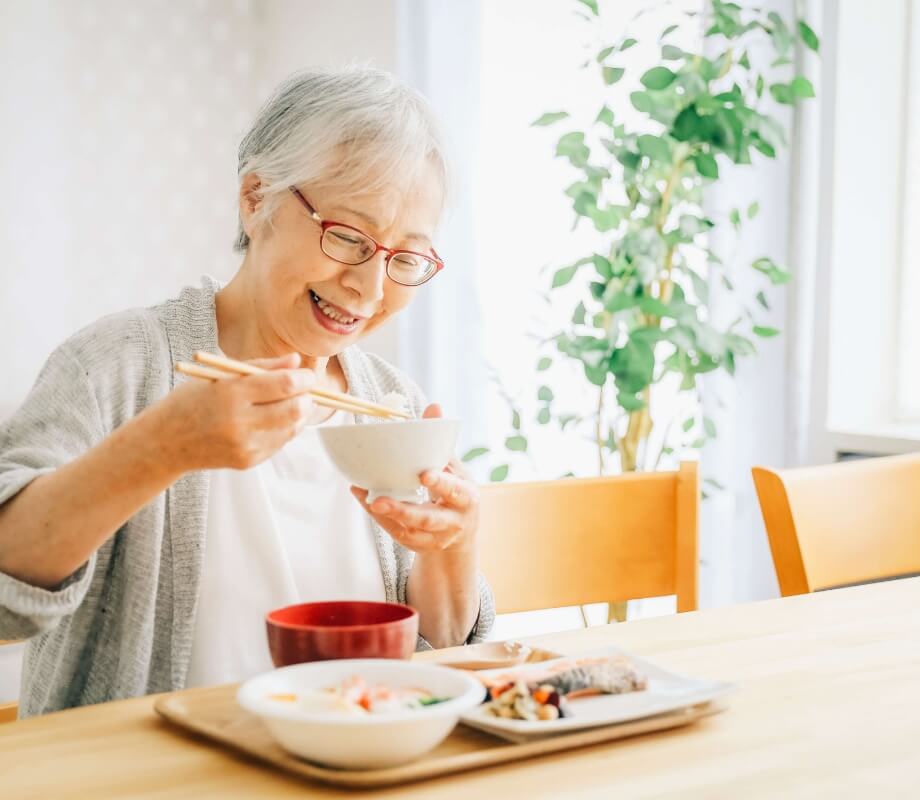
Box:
[244,368,317,404]
[252,393,314,431]
[369,497,463,533]
[350,489,462,551]
[420,469,474,510]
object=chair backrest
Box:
[752,453,920,596]
[478,462,698,614]
[0,639,19,724]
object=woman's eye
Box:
[331,231,361,245]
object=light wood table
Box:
[2,578,919,798]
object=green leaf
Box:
[596,45,615,63]
[558,414,579,430]
[505,435,528,452]
[661,44,686,60]
[681,417,694,433]
[461,447,489,462]
[586,204,625,233]
[572,301,587,325]
[630,91,655,113]
[537,407,552,425]
[640,66,677,90]
[756,290,770,310]
[769,83,795,104]
[512,410,522,430]
[694,152,719,178]
[552,264,579,288]
[752,257,791,285]
[753,139,777,159]
[537,356,553,371]
[726,333,756,356]
[584,363,608,386]
[660,23,679,39]
[592,254,613,279]
[618,391,646,412]
[537,385,555,402]
[620,37,638,51]
[730,208,741,228]
[756,74,764,97]
[596,105,615,126]
[747,201,760,219]
[602,66,625,85]
[703,417,717,437]
[609,337,655,394]
[555,131,590,166]
[790,76,816,99]
[798,20,820,52]
[532,111,569,127]
[575,0,598,15]
[637,133,671,162]
[690,437,706,449]
[689,269,709,304]
[490,464,509,482]
[753,325,780,337]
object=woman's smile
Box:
[308,289,367,336]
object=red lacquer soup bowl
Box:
[266,601,419,667]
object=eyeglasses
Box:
[288,187,444,287]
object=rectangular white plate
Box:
[460,646,736,743]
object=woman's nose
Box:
[342,250,387,304]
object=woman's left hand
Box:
[350,404,479,554]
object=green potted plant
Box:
[466,0,818,481]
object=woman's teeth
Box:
[311,291,357,325]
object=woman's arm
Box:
[0,354,317,589]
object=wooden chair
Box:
[0,639,19,724]
[478,462,699,615]
[752,453,920,596]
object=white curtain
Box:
[393,0,489,451]
[700,0,826,606]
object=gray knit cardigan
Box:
[0,276,495,717]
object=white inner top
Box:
[185,411,387,688]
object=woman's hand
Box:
[350,404,480,554]
[156,353,318,472]
[351,404,481,648]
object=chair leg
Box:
[607,601,628,623]
[0,702,18,724]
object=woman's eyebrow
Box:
[335,206,431,245]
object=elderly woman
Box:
[0,67,494,717]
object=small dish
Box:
[237,659,486,769]
[318,417,459,503]
[266,601,418,667]
[460,646,735,743]
[428,641,536,671]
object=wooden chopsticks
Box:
[175,351,411,420]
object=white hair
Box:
[235,65,448,251]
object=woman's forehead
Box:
[319,173,443,240]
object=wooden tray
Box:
[155,685,723,789]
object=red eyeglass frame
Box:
[288,186,444,286]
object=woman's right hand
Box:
[155,353,317,472]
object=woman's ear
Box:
[239,173,263,242]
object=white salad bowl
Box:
[237,659,485,770]
[317,417,459,503]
